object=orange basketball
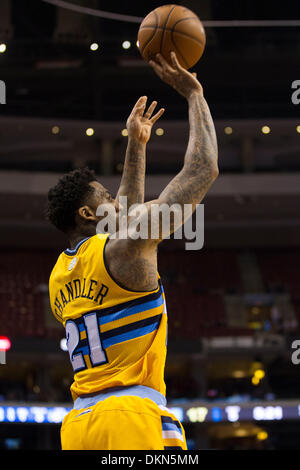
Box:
[137,4,206,70]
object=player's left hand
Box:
[126,96,165,144]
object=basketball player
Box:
[47,52,218,450]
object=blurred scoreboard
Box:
[1,401,300,424]
[184,404,295,423]
[0,405,71,424]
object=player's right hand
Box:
[149,51,203,100]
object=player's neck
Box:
[69,227,96,249]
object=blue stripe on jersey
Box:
[99,295,164,326]
[161,415,182,430]
[162,422,183,434]
[101,314,162,349]
[102,321,160,349]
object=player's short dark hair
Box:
[46,167,97,233]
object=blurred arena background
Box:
[1,0,300,450]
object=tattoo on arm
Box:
[159,92,218,210]
[116,139,146,207]
[134,92,218,240]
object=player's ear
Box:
[78,205,97,222]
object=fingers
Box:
[150,107,165,124]
[155,53,174,73]
[149,52,175,81]
[131,95,147,116]
[129,96,165,125]
[170,51,183,71]
[144,100,157,119]
[144,100,165,124]
[149,51,186,82]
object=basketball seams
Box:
[170,30,189,68]
[172,16,205,47]
[172,15,206,45]
[172,30,205,48]
[159,5,177,54]
[139,10,159,56]
[139,26,204,46]
[172,16,202,27]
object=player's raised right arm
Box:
[159,83,218,210]
[146,52,219,236]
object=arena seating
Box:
[256,250,300,331]
[256,250,300,293]
[0,250,57,337]
[159,249,242,293]
[159,249,245,338]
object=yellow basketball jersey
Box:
[49,234,167,402]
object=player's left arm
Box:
[115,96,165,207]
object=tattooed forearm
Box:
[159,91,218,210]
[185,92,218,171]
[116,138,146,207]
